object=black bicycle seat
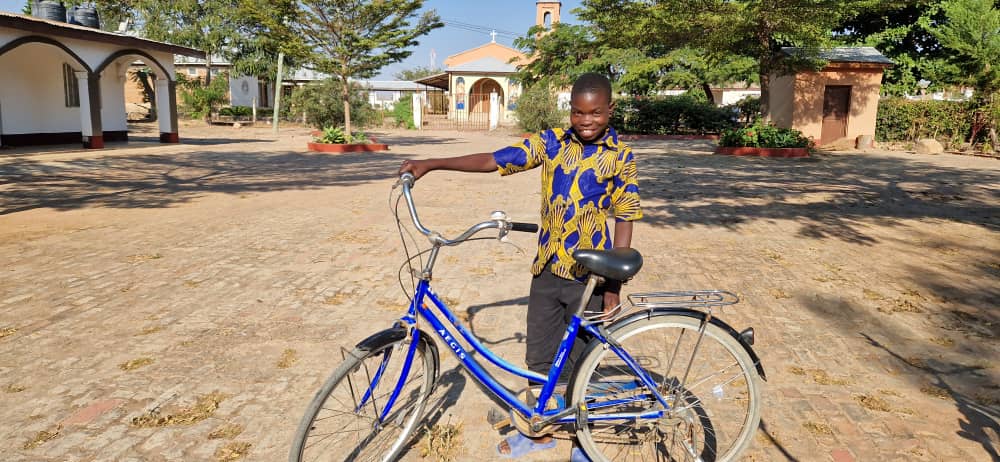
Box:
[572,248,643,281]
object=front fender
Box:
[609,308,767,381]
[354,325,440,388]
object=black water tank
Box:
[68,6,100,28]
[35,1,66,22]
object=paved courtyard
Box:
[1,123,998,461]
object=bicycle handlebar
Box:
[396,172,536,246]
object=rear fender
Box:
[608,308,767,380]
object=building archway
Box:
[469,78,504,115]
[0,38,99,147]
[95,51,179,144]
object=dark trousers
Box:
[526,264,605,382]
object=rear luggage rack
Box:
[628,290,739,309]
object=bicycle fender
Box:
[354,326,441,388]
[609,309,767,381]
[355,326,408,353]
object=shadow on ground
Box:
[0,149,409,215]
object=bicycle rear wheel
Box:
[569,314,761,462]
[289,334,436,462]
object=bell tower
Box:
[535,1,561,30]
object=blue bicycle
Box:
[289,173,766,462]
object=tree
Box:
[394,66,443,81]
[834,1,956,95]
[291,0,442,137]
[228,0,309,81]
[579,0,876,117]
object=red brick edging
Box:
[714,146,809,158]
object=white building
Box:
[0,11,202,149]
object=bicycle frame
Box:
[371,278,673,428]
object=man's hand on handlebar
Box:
[398,159,433,180]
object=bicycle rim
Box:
[290,339,434,462]
[570,315,761,462]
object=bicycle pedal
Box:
[486,407,510,430]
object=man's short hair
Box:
[571,73,612,103]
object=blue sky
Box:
[0,0,584,79]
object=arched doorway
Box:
[469,78,504,114]
[94,50,178,144]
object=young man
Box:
[398,73,641,460]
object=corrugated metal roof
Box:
[356,80,426,91]
[781,47,893,65]
[447,56,518,73]
[0,11,203,58]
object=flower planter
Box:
[307,140,389,153]
[714,146,809,158]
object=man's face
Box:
[570,91,614,143]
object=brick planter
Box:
[307,141,389,153]
[714,146,809,158]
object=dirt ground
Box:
[0,121,997,461]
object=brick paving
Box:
[1,123,998,461]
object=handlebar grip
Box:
[510,222,539,233]
[399,172,415,187]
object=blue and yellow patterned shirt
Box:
[493,126,642,281]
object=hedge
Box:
[611,95,736,135]
[876,98,973,148]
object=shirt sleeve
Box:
[493,131,547,176]
[611,146,642,222]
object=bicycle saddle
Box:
[572,248,643,281]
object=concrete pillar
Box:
[489,91,499,131]
[412,92,422,130]
[76,71,103,149]
[155,78,179,143]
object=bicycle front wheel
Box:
[289,334,436,462]
[569,314,762,462]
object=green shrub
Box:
[313,126,369,144]
[219,106,252,117]
[611,95,735,135]
[876,98,972,148]
[177,74,229,122]
[720,120,812,148]
[727,96,760,126]
[515,79,566,133]
[392,94,415,129]
[287,78,373,129]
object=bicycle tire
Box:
[289,334,437,462]
[568,314,762,462]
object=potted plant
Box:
[716,121,813,157]
[307,126,389,153]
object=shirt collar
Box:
[564,126,618,147]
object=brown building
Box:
[769,47,893,147]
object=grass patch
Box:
[131,392,227,428]
[0,326,17,339]
[974,393,998,407]
[214,441,252,461]
[855,394,892,412]
[878,298,923,314]
[4,383,26,393]
[323,293,349,305]
[137,326,164,336]
[787,366,850,385]
[276,349,298,369]
[862,289,884,301]
[760,249,784,262]
[126,253,162,263]
[419,420,464,462]
[23,425,61,450]
[768,288,791,299]
[208,423,244,440]
[928,336,955,347]
[878,389,903,398]
[469,266,494,276]
[919,384,949,400]
[119,357,154,371]
[802,421,833,436]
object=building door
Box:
[821,86,851,145]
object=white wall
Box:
[0,42,82,134]
[99,60,128,131]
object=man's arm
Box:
[603,221,634,313]
[398,153,498,180]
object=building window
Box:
[187,67,198,76]
[63,63,80,107]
